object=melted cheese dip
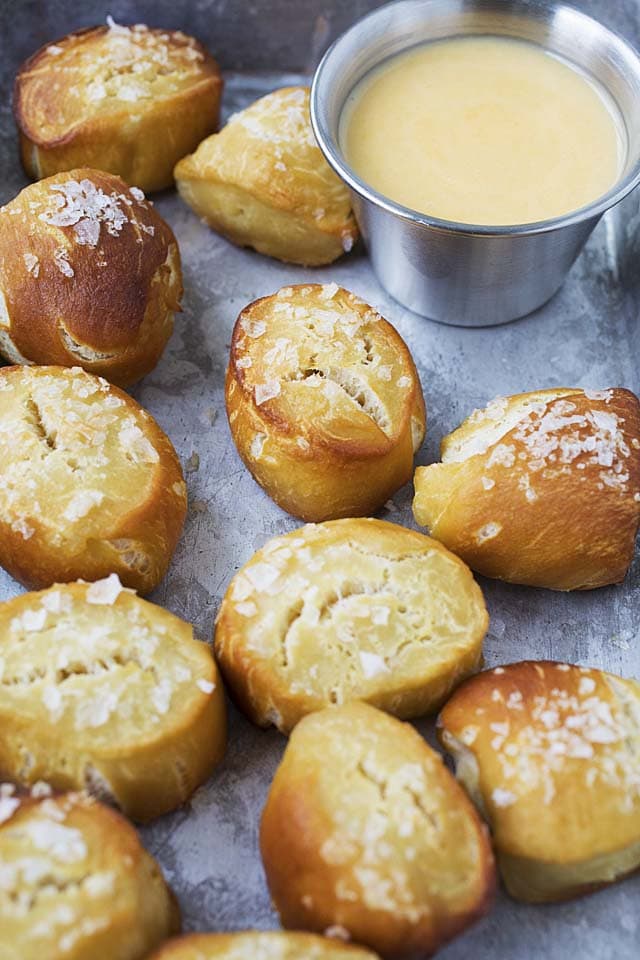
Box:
[341,37,625,225]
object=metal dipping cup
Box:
[310,0,640,326]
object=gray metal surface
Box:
[0,1,638,958]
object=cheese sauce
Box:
[340,37,625,225]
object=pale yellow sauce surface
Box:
[341,37,625,225]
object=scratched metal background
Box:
[0,0,638,956]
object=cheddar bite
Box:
[0,365,186,594]
[215,518,487,733]
[14,19,222,192]
[175,87,358,265]
[438,661,640,902]
[413,388,640,590]
[0,170,181,386]
[261,702,495,958]
[0,580,225,822]
[226,284,426,521]
[0,791,179,960]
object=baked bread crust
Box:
[0,579,225,821]
[438,661,640,902]
[0,791,180,960]
[174,87,358,265]
[215,518,487,733]
[148,931,380,959]
[14,21,222,192]
[260,701,495,959]
[226,284,426,521]
[413,388,640,590]
[0,169,182,386]
[0,365,186,593]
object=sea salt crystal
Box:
[371,607,390,626]
[118,422,159,462]
[25,819,88,862]
[0,796,20,824]
[41,179,128,249]
[235,601,257,617]
[84,872,115,898]
[23,252,40,277]
[53,248,74,277]
[475,522,502,544]
[492,788,517,807]
[254,380,281,406]
[487,444,516,469]
[319,282,339,301]
[63,490,104,521]
[74,218,101,246]
[196,679,215,694]
[152,679,173,715]
[245,562,279,591]
[250,433,265,459]
[106,14,130,34]
[20,608,47,632]
[579,677,596,696]
[11,518,34,540]
[242,319,266,338]
[30,781,52,798]
[359,651,389,678]
[42,685,63,719]
[86,574,125,605]
[583,389,612,402]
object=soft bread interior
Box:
[217,520,486,732]
[441,391,572,463]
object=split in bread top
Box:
[216,518,487,733]
[226,284,425,520]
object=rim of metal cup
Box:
[310,0,640,238]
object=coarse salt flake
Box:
[86,573,125,605]
[23,252,40,277]
[359,651,389,678]
[254,380,281,406]
[0,796,20,824]
[492,788,517,807]
[320,282,339,300]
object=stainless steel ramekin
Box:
[311,0,640,326]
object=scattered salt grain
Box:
[86,574,125,606]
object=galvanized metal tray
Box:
[0,2,638,957]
